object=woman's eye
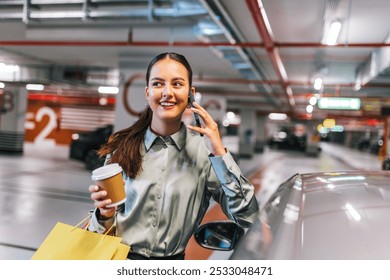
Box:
[152,82,163,87]
[173,82,184,87]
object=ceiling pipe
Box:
[276,42,390,48]
[198,0,278,106]
[245,0,295,109]
[0,40,262,47]
[244,0,293,108]
[195,77,390,89]
[1,40,390,48]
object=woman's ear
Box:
[145,86,149,99]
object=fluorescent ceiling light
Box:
[0,63,19,72]
[309,96,317,105]
[354,83,361,91]
[268,113,287,120]
[26,84,44,91]
[98,86,119,94]
[99,97,108,106]
[226,111,236,120]
[223,111,241,126]
[0,82,5,88]
[324,21,342,45]
[313,77,323,90]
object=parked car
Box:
[69,124,112,170]
[383,156,390,170]
[268,130,306,151]
[196,170,390,259]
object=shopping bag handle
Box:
[72,213,116,237]
[74,215,92,230]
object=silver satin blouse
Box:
[89,123,259,258]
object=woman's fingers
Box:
[88,184,99,193]
[190,105,219,132]
[191,102,209,120]
[88,185,116,219]
[188,103,226,156]
[89,184,112,207]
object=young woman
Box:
[88,52,259,260]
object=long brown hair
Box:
[98,52,193,178]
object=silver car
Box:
[196,171,390,259]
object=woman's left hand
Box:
[186,102,227,156]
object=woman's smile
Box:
[159,101,177,109]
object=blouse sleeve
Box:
[207,151,259,227]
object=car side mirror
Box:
[194,221,245,251]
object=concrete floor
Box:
[0,141,383,260]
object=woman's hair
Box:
[98,52,193,178]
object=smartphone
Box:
[189,91,203,136]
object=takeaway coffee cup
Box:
[91,163,126,207]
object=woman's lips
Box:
[160,101,176,109]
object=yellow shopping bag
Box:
[31,216,130,260]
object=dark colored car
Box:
[196,170,390,259]
[268,130,306,151]
[383,156,390,170]
[69,124,112,170]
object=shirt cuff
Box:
[209,151,241,184]
[87,209,115,234]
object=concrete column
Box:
[385,117,390,156]
[381,117,390,169]
[0,86,28,153]
[305,120,320,157]
[238,109,256,158]
[255,114,266,153]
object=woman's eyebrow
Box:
[150,77,164,82]
[172,77,186,82]
[150,77,186,82]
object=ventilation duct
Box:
[0,0,208,23]
[355,34,390,88]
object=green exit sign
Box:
[318,97,361,110]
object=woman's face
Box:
[145,57,192,125]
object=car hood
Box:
[231,171,390,259]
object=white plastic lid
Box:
[91,163,123,181]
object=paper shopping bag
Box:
[31,220,130,260]
[112,243,132,260]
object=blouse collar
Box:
[144,123,187,152]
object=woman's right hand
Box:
[88,184,117,219]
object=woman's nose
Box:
[162,86,172,98]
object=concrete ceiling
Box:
[1,0,390,119]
